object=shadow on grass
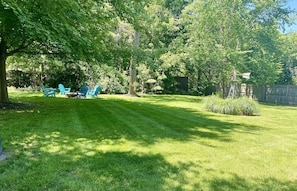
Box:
[1,147,176,190]
[59,97,263,144]
[141,94,204,104]
[1,132,296,190]
[1,95,264,146]
[1,95,288,190]
[209,174,297,191]
[1,131,296,190]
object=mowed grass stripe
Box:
[111,98,240,142]
[100,100,174,143]
[1,93,297,191]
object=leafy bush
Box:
[44,64,86,91]
[96,65,128,94]
[7,70,33,88]
[203,96,259,116]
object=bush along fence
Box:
[241,84,297,106]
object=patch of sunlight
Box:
[95,144,112,153]
[11,134,44,160]
[41,143,75,154]
[163,159,209,190]
[16,110,34,113]
[163,176,181,190]
[76,138,89,142]
[32,131,218,166]
[16,134,41,149]
[164,101,200,109]
[150,140,212,165]
[95,138,149,153]
[85,151,96,156]
[39,134,149,160]
[43,145,60,153]
[17,132,206,165]
[40,132,75,154]
[45,131,61,138]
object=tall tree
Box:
[134,0,192,94]
[128,31,140,95]
[0,0,148,103]
[165,0,293,95]
[0,0,104,102]
[277,32,297,84]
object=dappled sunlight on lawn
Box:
[7,131,181,190]
[7,131,294,190]
[1,93,297,190]
[8,130,296,190]
[17,132,150,159]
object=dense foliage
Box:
[0,0,147,102]
[1,0,297,101]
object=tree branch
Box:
[7,41,33,56]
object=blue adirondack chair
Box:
[41,84,56,97]
[58,84,71,94]
[77,85,88,98]
[87,85,101,97]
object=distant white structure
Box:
[228,70,250,98]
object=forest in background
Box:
[1,0,297,101]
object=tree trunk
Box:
[128,31,140,96]
[0,40,9,103]
[197,67,202,94]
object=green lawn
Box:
[0,91,297,191]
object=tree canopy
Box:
[162,0,295,95]
[1,0,297,102]
[0,0,147,102]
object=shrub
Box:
[235,97,259,116]
[221,99,241,115]
[203,96,259,116]
[44,65,86,91]
[7,69,33,88]
[203,95,222,113]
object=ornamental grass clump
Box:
[235,96,259,116]
[221,98,241,115]
[203,95,259,116]
[203,95,222,113]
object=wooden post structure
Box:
[228,69,250,99]
[228,69,237,98]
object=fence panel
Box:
[241,84,297,105]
